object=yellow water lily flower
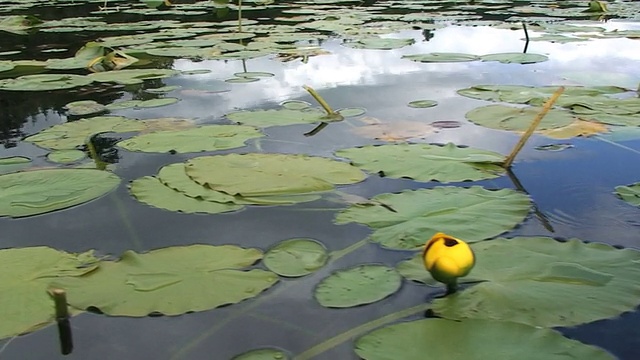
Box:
[422,232,475,294]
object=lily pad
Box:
[0,169,120,218]
[0,247,99,340]
[129,176,242,214]
[465,105,576,132]
[0,74,92,91]
[314,264,402,308]
[280,100,311,110]
[355,318,614,360]
[337,107,366,117]
[479,52,548,64]
[615,183,640,207]
[47,150,86,164]
[117,125,263,153]
[226,108,338,128]
[407,100,437,108]
[185,153,366,197]
[336,143,505,183]
[88,68,179,85]
[345,37,414,50]
[231,348,290,360]
[0,156,31,174]
[335,186,531,249]
[457,85,626,106]
[428,237,640,327]
[402,53,478,63]
[263,238,328,277]
[53,245,278,316]
[64,100,108,116]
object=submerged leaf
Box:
[0,169,120,218]
[315,264,402,308]
[355,318,614,360]
[54,245,278,316]
[336,143,505,183]
[0,247,99,340]
[335,186,531,249]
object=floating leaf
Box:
[129,176,242,214]
[25,116,144,150]
[335,186,531,249]
[315,264,402,308]
[263,238,328,277]
[479,52,548,64]
[615,183,640,207]
[64,100,108,116]
[225,77,260,83]
[0,247,99,340]
[345,37,414,50]
[428,237,640,327]
[407,100,437,108]
[402,53,478,63]
[281,100,311,110]
[47,150,86,164]
[337,143,505,183]
[185,153,366,197]
[88,68,179,85]
[466,105,576,132]
[337,107,366,117]
[231,348,290,360]
[352,118,438,141]
[457,85,626,106]
[234,71,275,78]
[53,245,278,316]
[0,74,92,91]
[0,169,120,218]
[118,125,263,153]
[0,156,31,174]
[355,318,614,360]
[226,108,336,128]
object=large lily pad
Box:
[53,245,278,316]
[0,169,120,218]
[465,105,577,132]
[0,156,31,174]
[0,247,99,340]
[355,318,614,360]
[336,143,505,183]
[226,108,339,128]
[615,183,640,207]
[185,153,366,197]
[457,85,626,106]
[129,176,243,214]
[479,52,548,64]
[263,238,328,277]
[117,125,264,153]
[413,237,640,327]
[335,186,531,249]
[88,68,179,85]
[0,74,92,91]
[314,264,402,308]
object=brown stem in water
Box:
[303,85,336,116]
[502,86,565,168]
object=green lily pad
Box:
[402,53,478,63]
[0,247,99,340]
[0,169,120,218]
[615,183,640,207]
[355,318,614,360]
[25,116,145,150]
[231,348,290,360]
[427,237,640,327]
[118,125,263,153]
[345,37,414,50]
[0,156,31,174]
[129,176,243,214]
[145,85,181,94]
[335,186,531,249]
[466,105,576,132]
[225,77,260,83]
[133,98,180,108]
[185,153,366,197]
[47,150,86,164]
[314,264,402,308]
[263,238,328,277]
[65,100,108,116]
[53,245,278,316]
[0,74,92,91]
[88,68,179,85]
[480,52,549,64]
[226,108,338,128]
[336,143,505,183]
[280,100,311,110]
[457,85,626,106]
[234,71,275,78]
[337,107,366,117]
[408,100,437,108]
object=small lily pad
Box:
[0,156,31,174]
[280,100,311,110]
[225,77,260,83]
[47,150,86,164]
[64,100,108,116]
[231,348,290,360]
[408,100,438,108]
[615,183,640,207]
[314,264,402,308]
[263,238,328,277]
[402,53,478,63]
[337,107,366,117]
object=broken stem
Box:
[303,85,336,116]
[502,86,565,168]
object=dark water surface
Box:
[1,0,640,359]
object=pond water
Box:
[1,0,640,359]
